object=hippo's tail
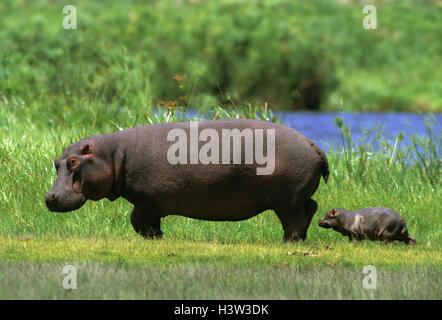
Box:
[310,141,329,183]
[319,151,330,183]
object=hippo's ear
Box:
[332,208,338,216]
[80,144,92,155]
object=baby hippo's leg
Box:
[381,219,416,245]
[348,233,363,242]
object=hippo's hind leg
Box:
[275,203,309,242]
[304,198,318,229]
[278,198,317,241]
[378,220,414,245]
[130,206,163,239]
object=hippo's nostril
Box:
[45,194,59,211]
[45,193,56,202]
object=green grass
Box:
[0,263,440,299]
[1,236,441,269]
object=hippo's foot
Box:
[348,234,364,242]
[130,207,163,239]
[276,203,309,242]
[139,227,163,239]
[133,219,163,239]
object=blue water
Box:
[277,112,441,151]
[185,110,441,151]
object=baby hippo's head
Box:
[318,208,340,229]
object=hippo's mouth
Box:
[45,193,86,213]
[318,219,331,228]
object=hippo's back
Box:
[355,207,404,221]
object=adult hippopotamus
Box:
[45,119,329,241]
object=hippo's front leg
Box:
[130,206,163,239]
[348,233,363,242]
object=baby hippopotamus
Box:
[318,207,417,244]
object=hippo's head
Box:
[318,208,340,229]
[45,141,115,212]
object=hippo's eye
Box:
[67,157,80,170]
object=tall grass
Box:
[410,116,441,189]
[332,115,440,186]
[0,102,440,246]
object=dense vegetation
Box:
[0,0,441,112]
